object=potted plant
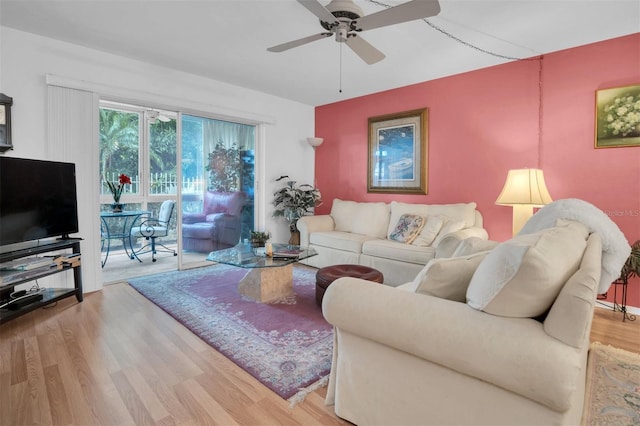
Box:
[206,141,240,192]
[249,231,270,248]
[273,175,322,244]
[620,240,640,282]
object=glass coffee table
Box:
[206,242,317,302]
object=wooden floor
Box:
[1,283,638,425]
[101,243,208,284]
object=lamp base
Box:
[512,205,534,236]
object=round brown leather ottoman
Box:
[316,264,384,306]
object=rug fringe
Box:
[590,341,640,359]
[288,375,329,408]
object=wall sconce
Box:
[496,168,552,236]
[307,137,324,150]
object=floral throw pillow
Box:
[389,214,426,244]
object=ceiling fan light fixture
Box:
[146,109,172,124]
[336,26,348,42]
[325,0,363,19]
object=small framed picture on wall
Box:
[595,83,640,149]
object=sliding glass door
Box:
[99,101,178,277]
[99,100,256,273]
[180,115,255,267]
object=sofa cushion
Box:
[362,239,436,265]
[432,218,466,247]
[351,202,390,239]
[181,212,206,224]
[411,215,444,247]
[182,222,216,238]
[413,251,489,302]
[310,231,377,254]
[204,191,246,216]
[389,214,426,244]
[331,199,390,238]
[452,237,500,257]
[205,212,225,222]
[425,202,477,228]
[466,220,590,317]
[388,201,477,237]
[331,199,358,232]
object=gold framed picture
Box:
[595,84,640,148]
[367,108,428,194]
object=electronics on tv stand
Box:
[0,289,45,310]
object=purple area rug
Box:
[128,264,333,402]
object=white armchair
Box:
[130,200,177,262]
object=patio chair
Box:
[130,200,177,262]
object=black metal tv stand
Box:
[0,239,83,324]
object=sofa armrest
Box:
[434,226,489,258]
[182,212,206,224]
[209,213,242,246]
[323,278,583,412]
[296,215,335,246]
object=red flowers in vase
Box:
[106,173,132,203]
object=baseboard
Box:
[595,301,640,316]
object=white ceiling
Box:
[1,0,638,106]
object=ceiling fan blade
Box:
[345,34,385,65]
[354,0,441,31]
[297,0,338,25]
[267,33,332,52]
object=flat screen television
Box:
[0,157,79,246]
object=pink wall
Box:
[315,33,640,308]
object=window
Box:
[181,115,255,242]
[99,102,177,209]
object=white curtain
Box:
[204,119,254,151]
[47,85,102,293]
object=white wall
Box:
[0,26,316,292]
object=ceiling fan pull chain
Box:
[339,42,343,93]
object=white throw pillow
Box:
[466,220,590,318]
[432,218,466,247]
[414,251,489,302]
[412,215,445,247]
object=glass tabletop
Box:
[206,242,317,268]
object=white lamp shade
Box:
[496,168,552,207]
[307,137,324,148]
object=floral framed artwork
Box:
[368,108,428,194]
[595,83,640,148]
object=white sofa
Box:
[321,200,632,426]
[297,199,489,285]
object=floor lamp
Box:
[496,168,553,236]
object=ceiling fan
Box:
[267,0,440,65]
[146,109,172,124]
